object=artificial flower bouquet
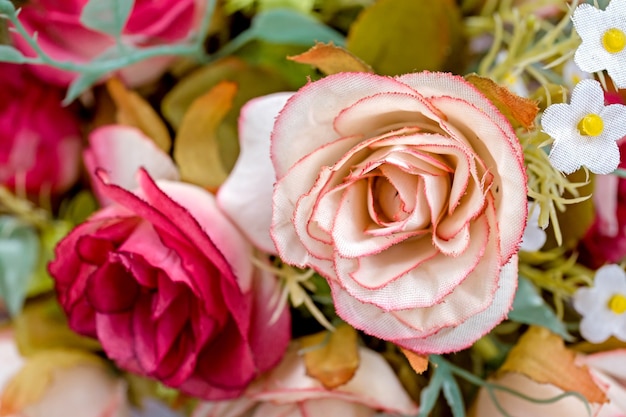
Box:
[2,0,626,416]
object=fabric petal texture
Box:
[48,169,290,400]
[269,71,527,354]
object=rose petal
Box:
[84,126,180,206]
[217,92,294,255]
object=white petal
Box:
[217,92,294,255]
[84,126,180,206]
[570,79,605,113]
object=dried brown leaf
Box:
[498,326,607,404]
[300,323,360,389]
[465,74,539,129]
[173,81,237,190]
[288,42,373,75]
[106,78,171,152]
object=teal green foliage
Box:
[509,277,573,341]
[79,0,134,38]
[418,356,465,417]
[211,8,345,61]
[0,216,39,316]
[0,0,217,103]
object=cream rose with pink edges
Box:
[218,72,527,354]
[269,72,527,354]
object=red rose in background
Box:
[48,169,290,400]
[578,92,626,269]
[12,0,206,87]
[0,64,81,194]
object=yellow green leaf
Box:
[346,0,464,76]
[288,42,373,75]
[106,78,171,153]
[300,323,360,389]
[13,298,101,356]
[498,326,607,405]
[465,74,539,129]
[173,81,237,190]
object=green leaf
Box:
[0,0,15,15]
[346,0,465,75]
[0,216,39,316]
[509,277,574,341]
[418,360,445,417]
[63,69,108,104]
[0,45,25,63]
[442,375,465,417]
[79,0,134,37]
[213,8,345,60]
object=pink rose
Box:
[472,350,626,417]
[48,169,290,400]
[219,72,527,355]
[192,344,418,417]
[0,64,81,194]
[12,0,206,87]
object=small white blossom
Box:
[573,264,626,343]
[573,0,626,88]
[542,79,626,174]
[562,59,592,89]
[519,202,546,252]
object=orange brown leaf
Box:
[498,326,607,404]
[300,323,360,389]
[288,42,373,75]
[173,81,237,190]
[465,74,539,129]
[106,78,171,152]
[400,348,429,374]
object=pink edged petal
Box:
[252,403,300,417]
[192,397,257,417]
[246,265,291,374]
[331,181,424,258]
[333,91,445,137]
[95,311,143,375]
[84,126,180,206]
[429,96,527,260]
[272,135,365,267]
[395,256,518,354]
[271,72,418,178]
[251,346,417,416]
[396,71,524,163]
[130,171,249,331]
[337,211,490,310]
[593,174,619,236]
[158,180,254,293]
[584,349,626,382]
[298,399,374,417]
[217,92,294,255]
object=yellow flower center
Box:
[602,28,626,54]
[609,294,626,314]
[577,114,604,136]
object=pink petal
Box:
[271,73,418,178]
[84,126,179,207]
[217,93,294,255]
[397,73,527,260]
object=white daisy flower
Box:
[542,79,626,174]
[562,59,591,89]
[573,264,626,343]
[572,0,626,88]
[519,202,546,252]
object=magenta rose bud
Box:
[0,64,81,194]
[12,0,207,87]
[48,169,290,400]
